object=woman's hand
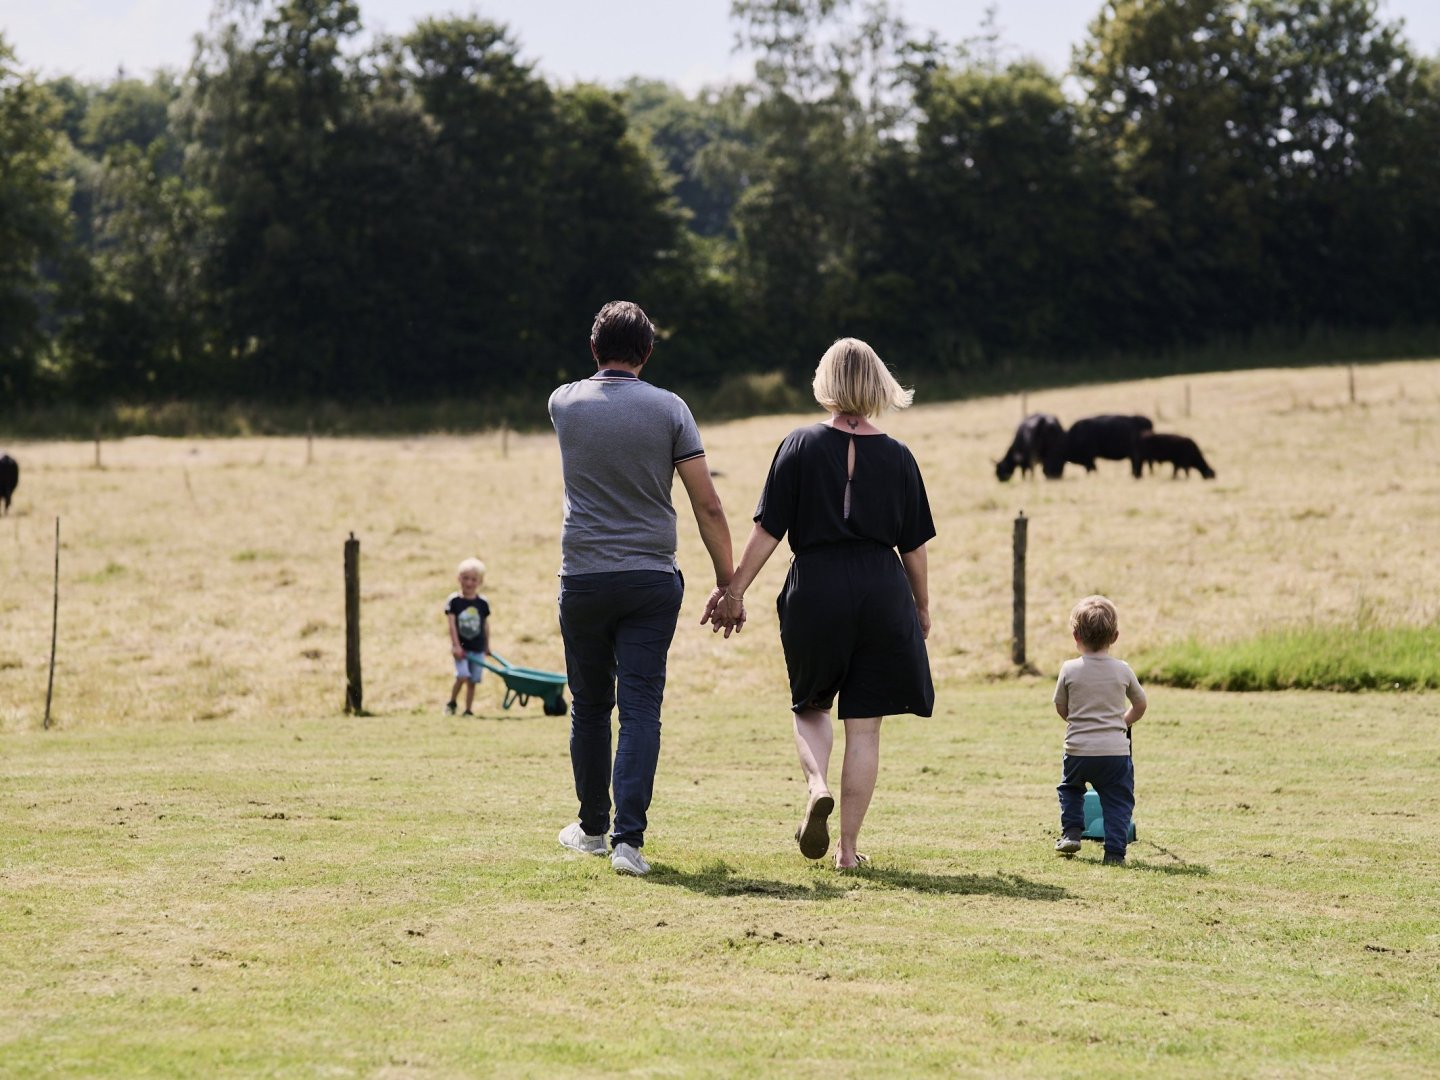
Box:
[716,592,746,637]
[916,606,931,640]
[701,587,746,637]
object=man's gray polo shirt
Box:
[548,370,705,576]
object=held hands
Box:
[700,585,747,638]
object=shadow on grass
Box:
[648,861,849,901]
[649,860,1072,902]
[1129,840,1212,876]
[851,864,1072,900]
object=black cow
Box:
[995,413,1065,481]
[1132,433,1215,479]
[0,454,16,515]
[1043,415,1153,478]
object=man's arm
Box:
[675,455,734,595]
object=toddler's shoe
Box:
[462,710,475,717]
[444,701,457,716]
[1055,831,1082,856]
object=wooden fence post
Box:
[306,417,315,466]
[1348,364,1356,405]
[501,421,509,459]
[344,532,362,715]
[44,517,59,730]
[1184,383,1192,418]
[93,426,102,470]
[1012,511,1027,667]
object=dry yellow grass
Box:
[3,360,1438,731]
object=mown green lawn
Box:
[3,685,1437,1078]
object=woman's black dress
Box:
[754,424,936,719]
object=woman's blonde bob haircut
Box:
[811,338,914,418]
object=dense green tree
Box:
[1251,0,1440,325]
[0,37,72,400]
[1074,0,1439,343]
[388,15,557,390]
[622,79,753,239]
[185,0,372,396]
[727,0,919,376]
[61,142,216,399]
[1074,0,1276,340]
[540,85,692,371]
[4,0,1440,411]
[868,60,1132,365]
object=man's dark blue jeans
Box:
[558,569,683,850]
[1058,754,1135,858]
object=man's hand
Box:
[700,585,726,627]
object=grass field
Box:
[2,360,1440,1075]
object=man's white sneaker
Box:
[611,842,650,876]
[558,822,608,856]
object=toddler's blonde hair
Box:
[458,558,486,579]
[1070,595,1119,651]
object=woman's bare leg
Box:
[793,708,833,798]
[837,716,882,867]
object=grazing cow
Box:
[1043,415,1153,478]
[995,413,1065,481]
[0,454,16,515]
[1131,433,1215,479]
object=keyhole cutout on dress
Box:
[844,435,856,520]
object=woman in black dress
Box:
[712,338,934,869]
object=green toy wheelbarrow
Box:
[479,651,568,715]
[1081,789,1137,842]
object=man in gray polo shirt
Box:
[549,300,737,876]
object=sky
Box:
[5,0,1440,92]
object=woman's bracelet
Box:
[724,591,745,603]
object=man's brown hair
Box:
[590,301,655,366]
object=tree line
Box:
[2,0,1438,411]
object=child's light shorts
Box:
[453,653,487,681]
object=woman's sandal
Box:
[795,792,835,860]
[834,852,869,871]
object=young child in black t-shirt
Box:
[444,558,491,716]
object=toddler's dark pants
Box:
[1058,754,1134,858]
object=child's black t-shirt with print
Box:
[445,593,490,653]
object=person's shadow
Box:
[647,859,1072,902]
